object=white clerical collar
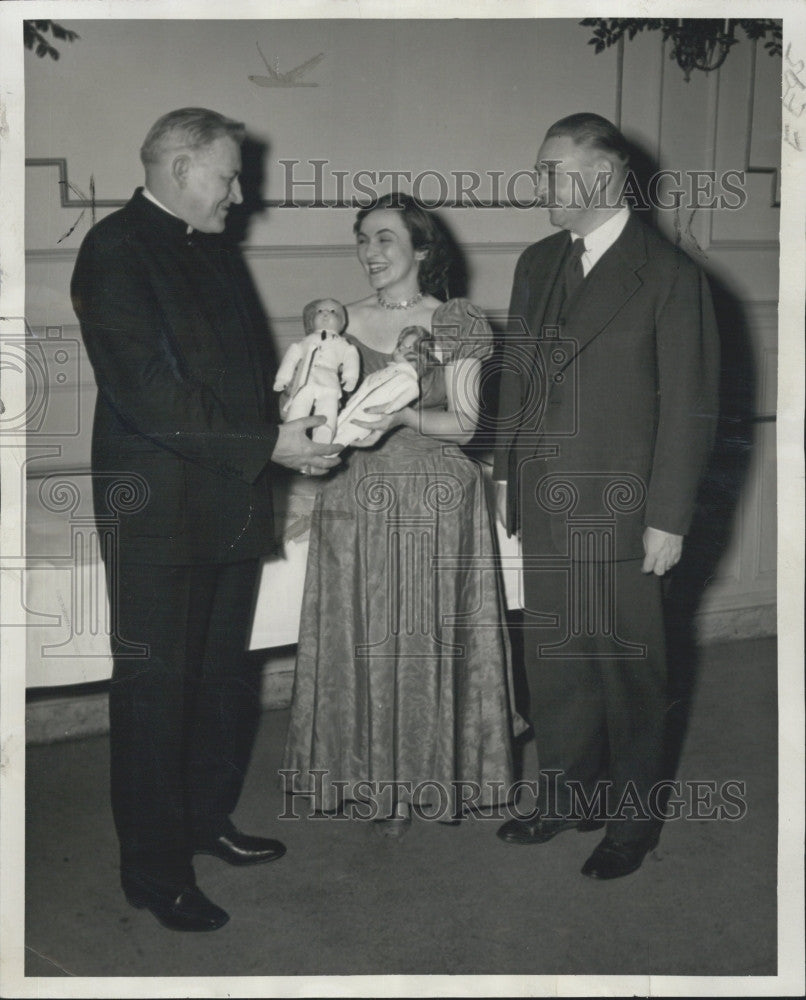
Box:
[571,206,630,274]
[142,187,193,234]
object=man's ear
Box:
[171,153,191,188]
[592,155,616,201]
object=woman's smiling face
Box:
[356,208,425,296]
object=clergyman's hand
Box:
[271,415,343,475]
[642,526,683,576]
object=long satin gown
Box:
[282,298,524,816]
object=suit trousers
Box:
[106,557,261,884]
[521,555,666,844]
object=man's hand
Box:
[271,415,343,475]
[495,481,508,528]
[642,526,683,576]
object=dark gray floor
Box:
[24,637,777,978]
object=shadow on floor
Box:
[23,637,777,980]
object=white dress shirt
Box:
[571,206,630,276]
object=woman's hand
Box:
[349,406,411,449]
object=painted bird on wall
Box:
[249,43,324,87]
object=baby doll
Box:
[333,325,447,447]
[391,325,447,410]
[273,298,360,444]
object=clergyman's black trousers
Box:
[106,557,260,886]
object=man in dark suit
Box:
[494,113,719,878]
[71,108,341,930]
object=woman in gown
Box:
[283,194,523,835]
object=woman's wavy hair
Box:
[353,193,454,299]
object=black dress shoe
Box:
[581,832,660,880]
[497,814,605,845]
[194,825,287,866]
[122,871,229,932]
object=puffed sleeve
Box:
[430,297,493,363]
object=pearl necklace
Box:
[377,291,423,310]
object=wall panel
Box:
[19,18,780,687]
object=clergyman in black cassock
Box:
[71,107,341,930]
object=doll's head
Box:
[303,298,347,338]
[393,325,438,375]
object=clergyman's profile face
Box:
[181,135,243,233]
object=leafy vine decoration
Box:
[581,19,782,82]
[23,21,80,60]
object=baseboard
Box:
[26,608,777,745]
[693,602,777,643]
[25,652,297,746]
[26,686,112,745]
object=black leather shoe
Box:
[581,832,660,880]
[194,825,287,866]
[497,814,605,845]
[122,872,229,932]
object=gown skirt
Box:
[282,302,524,816]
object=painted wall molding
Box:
[705,39,781,251]
[25,156,540,211]
[26,241,538,263]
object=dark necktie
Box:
[563,236,586,301]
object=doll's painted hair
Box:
[302,298,347,335]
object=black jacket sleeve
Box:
[71,225,278,485]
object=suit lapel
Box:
[525,231,567,338]
[561,213,647,360]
